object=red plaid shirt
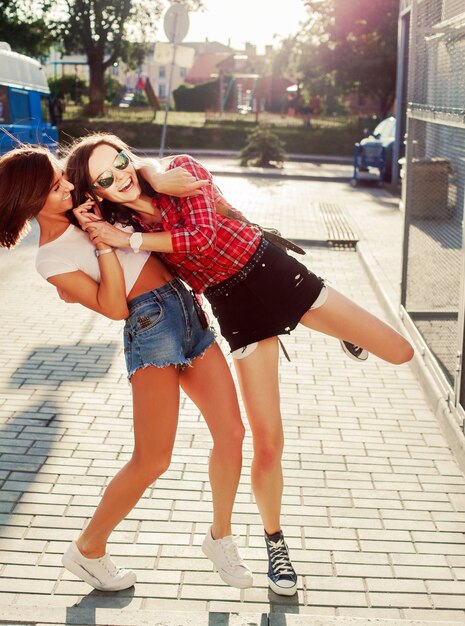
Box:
[133,155,262,293]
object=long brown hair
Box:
[0,146,57,249]
[64,133,155,227]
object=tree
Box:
[60,0,134,116]
[302,0,398,117]
[271,36,302,82]
[0,0,54,57]
[48,74,88,103]
[240,125,286,168]
[53,0,203,116]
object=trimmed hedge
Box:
[59,119,360,156]
[173,79,236,112]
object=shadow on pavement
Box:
[2,341,118,526]
[9,343,119,391]
[268,587,300,613]
[207,614,268,626]
[65,586,135,624]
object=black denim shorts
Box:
[204,238,325,352]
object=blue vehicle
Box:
[351,116,396,186]
[0,42,58,155]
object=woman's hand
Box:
[139,160,209,197]
[72,200,129,249]
[87,221,131,249]
[73,199,102,232]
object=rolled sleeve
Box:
[167,156,220,255]
[172,154,247,220]
[168,154,214,183]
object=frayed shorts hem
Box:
[127,336,215,381]
[230,283,329,360]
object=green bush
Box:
[105,77,126,105]
[48,74,88,104]
[58,118,360,156]
[240,125,286,167]
[59,120,249,151]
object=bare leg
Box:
[233,337,283,534]
[180,343,244,539]
[76,365,181,557]
[301,286,414,364]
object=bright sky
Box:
[160,0,308,52]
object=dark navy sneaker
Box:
[340,340,369,362]
[265,530,297,596]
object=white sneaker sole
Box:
[268,576,298,596]
[202,542,253,589]
[62,553,136,591]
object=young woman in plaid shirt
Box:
[66,134,414,596]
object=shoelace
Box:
[100,554,122,577]
[220,535,245,568]
[343,341,364,355]
[268,538,295,577]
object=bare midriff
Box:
[127,254,174,300]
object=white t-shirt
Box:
[35,224,150,296]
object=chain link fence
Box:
[401,0,465,408]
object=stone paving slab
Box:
[1,174,465,622]
[0,606,463,626]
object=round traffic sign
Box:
[164,4,190,44]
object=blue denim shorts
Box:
[123,278,215,379]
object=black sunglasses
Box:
[91,151,130,189]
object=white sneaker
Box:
[62,541,136,591]
[202,528,253,588]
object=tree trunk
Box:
[85,55,106,116]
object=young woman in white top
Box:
[0,146,253,592]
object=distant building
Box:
[129,42,195,102]
[184,41,291,113]
[182,41,234,55]
[45,48,89,82]
[42,39,290,110]
[185,51,232,85]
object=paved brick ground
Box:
[1,169,465,624]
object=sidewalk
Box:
[1,159,465,625]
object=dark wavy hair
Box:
[0,146,58,249]
[64,133,155,228]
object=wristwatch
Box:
[95,247,115,258]
[129,232,143,254]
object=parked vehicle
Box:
[118,90,135,108]
[351,116,396,185]
[0,42,58,155]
